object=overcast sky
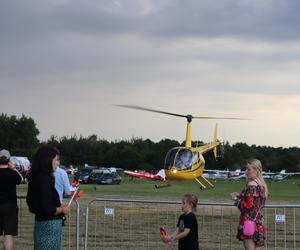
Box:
[1,0,300,147]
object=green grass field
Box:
[17,175,300,204]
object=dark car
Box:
[93,172,122,185]
[74,168,94,184]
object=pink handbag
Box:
[243,205,263,236]
[243,220,256,236]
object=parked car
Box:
[93,172,122,185]
[74,168,95,184]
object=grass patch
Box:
[17,176,300,203]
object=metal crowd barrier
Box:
[83,198,300,250]
[16,196,80,250]
[14,197,300,249]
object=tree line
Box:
[1,113,300,172]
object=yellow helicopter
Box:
[116,105,243,189]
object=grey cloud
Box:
[1,0,300,42]
[2,35,300,96]
[143,0,300,42]
[1,0,300,97]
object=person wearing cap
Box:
[0,149,23,250]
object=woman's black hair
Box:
[30,146,60,177]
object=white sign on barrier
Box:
[104,208,114,216]
[275,214,285,223]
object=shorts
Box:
[0,203,18,236]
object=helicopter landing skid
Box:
[155,181,172,189]
[194,175,214,190]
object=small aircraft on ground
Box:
[124,169,166,181]
[116,105,244,189]
[229,169,300,181]
[202,169,230,180]
[264,169,300,181]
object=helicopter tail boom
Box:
[197,123,219,156]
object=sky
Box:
[1,0,300,147]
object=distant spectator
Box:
[26,146,70,250]
[54,166,76,203]
[0,149,23,250]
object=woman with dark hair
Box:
[26,146,70,250]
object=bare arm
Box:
[164,227,191,243]
[55,205,70,215]
[172,228,190,240]
[230,192,240,201]
[8,162,24,183]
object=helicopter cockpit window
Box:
[193,152,199,165]
[164,148,178,170]
[175,149,193,170]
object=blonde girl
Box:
[162,193,199,250]
[231,159,268,250]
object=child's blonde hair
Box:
[182,193,198,211]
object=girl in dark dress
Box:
[231,159,268,250]
[162,193,199,250]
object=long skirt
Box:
[34,219,62,250]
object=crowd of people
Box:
[0,145,268,250]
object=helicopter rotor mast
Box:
[185,115,193,148]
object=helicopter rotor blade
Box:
[192,116,248,120]
[114,105,187,118]
[115,105,249,121]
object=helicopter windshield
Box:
[164,148,193,170]
[164,148,178,170]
